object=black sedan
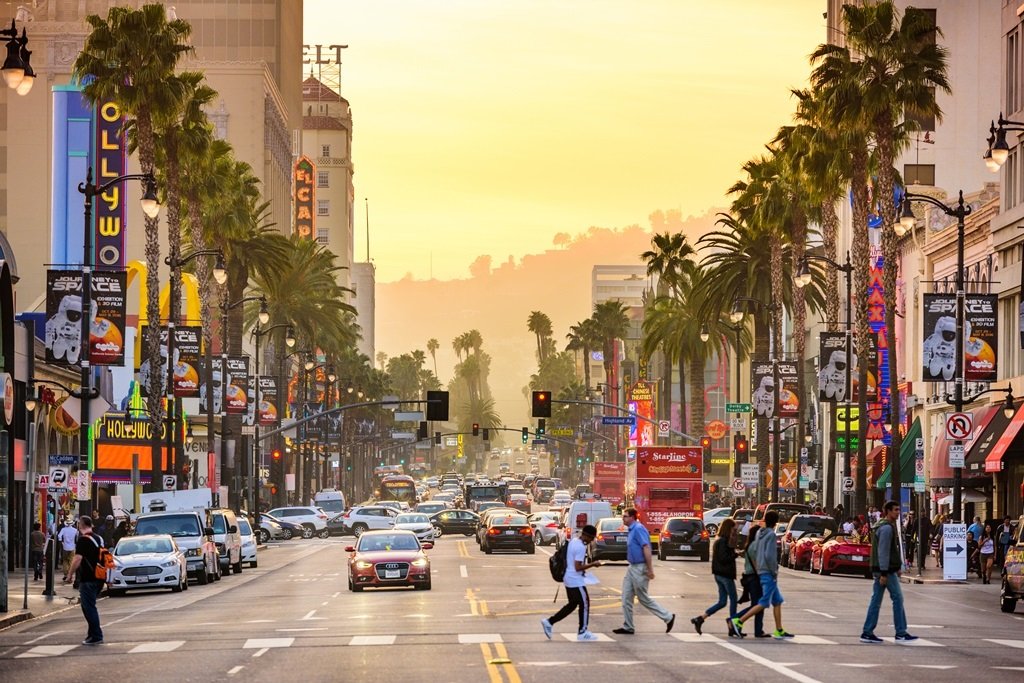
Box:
[326,514,349,537]
[262,513,306,541]
[430,509,480,537]
[657,516,710,561]
[480,513,535,554]
[592,517,629,561]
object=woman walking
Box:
[691,518,738,635]
[976,524,996,584]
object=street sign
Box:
[445,437,458,447]
[601,415,636,426]
[726,403,751,414]
[710,458,731,465]
[532,439,548,446]
[728,417,747,430]
[914,437,925,493]
[76,470,91,501]
[162,475,177,491]
[741,463,759,486]
[549,427,574,437]
[36,474,49,490]
[47,459,72,494]
[657,420,670,438]
[731,478,744,494]
[394,411,424,422]
[841,476,855,493]
[945,412,973,441]
[948,443,965,469]
[943,523,967,581]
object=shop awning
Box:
[876,418,921,489]
[965,404,1012,476]
[985,402,1024,473]
[932,405,1001,486]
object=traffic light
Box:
[426,390,449,421]
[270,483,278,495]
[537,418,546,435]
[735,435,748,458]
[434,431,442,445]
[522,427,529,444]
[418,420,428,440]
[700,435,712,467]
[472,423,480,437]
[709,482,719,494]
[532,391,552,418]
[272,449,282,461]
[483,428,490,441]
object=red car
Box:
[787,535,823,571]
[506,494,531,512]
[346,530,433,591]
[809,534,872,578]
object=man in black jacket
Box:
[860,501,917,644]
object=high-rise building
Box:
[351,262,375,362]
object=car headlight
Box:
[161,560,178,568]
[411,558,429,567]
[354,561,373,570]
[186,548,202,557]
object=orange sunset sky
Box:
[304,0,827,284]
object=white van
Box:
[314,489,346,516]
[557,500,614,548]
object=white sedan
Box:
[239,518,258,568]
[703,507,733,535]
[108,534,188,595]
[392,513,438,542]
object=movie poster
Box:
[199,357,225,415]
[751,359,776,420]
[259,376,279,426]
[923,294,998,382]
[965,294,998,382]
[818,332,850,403]
[242,375,257,426]
[137,325,167,398]
[45,269,127,367]
[172,327,202,397]
[225,356,249,415]
[776,361,800,419]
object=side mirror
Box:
[228,525,238,534]
[421,542,433,550]
[344,545,355,552]
[205,527,215,536]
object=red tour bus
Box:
[590,461,626,506]
[625,446,704,543]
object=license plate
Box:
[505,530,516,535]
[384,570,400,579]
[615,535,626,543]
[131,577,149,583]
[852,555,865,561]
[678,544,691,551]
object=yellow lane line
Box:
[479,643,503,683]
[493,643,522,683]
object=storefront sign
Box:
[94,100,128,267]
[294,156,316,240]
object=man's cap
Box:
[582,524,598,536]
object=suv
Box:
[134,510,220,584]
[341,505,398,536]
[266,506,330,539]
[1001,516,1024,613]
[210,508,243,574]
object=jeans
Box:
[736,574,765,635]
[621,564,672,630]
[30,551,43,580]
[79,581,104,642]
[704,575,738,618]
[862,574,907,637]
[549,586,589,634]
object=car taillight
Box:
[700,530,709,540]
[521,528,532,536]
[545,522,558,528]
[660,533,670,541]
[487,528,500,535]
[596,533,605,541]
[343,511,351,519]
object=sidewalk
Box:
[1,569,84,630]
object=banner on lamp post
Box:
[198,357,224,415]
[818,332,851,403]
[172,326,202,397]
[776,361,799,420]
[751,359,776,420]
[965,294,997,382]
[259,376,279,426]
[45,269,127,367]
[224,356,249,415]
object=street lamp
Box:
[699,325,710,343]
[1,20,35,95]
[251,320,295,516]
[797,250,854,512]
[897,190,972,521]
[77,168,159,514]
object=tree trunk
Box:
[689,355,705,440]
[791,208,808,502]
[851,144,871,517]
[821,197,840,511]
[165,138,184,489]
[678,351,687,439]
[583,345,592,391]
[754,314,770,503]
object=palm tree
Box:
[641,232,695,297]
[566,318,600,391]
[591,301,629,404]
[426,338,440,377]
[73,4,192,413]
[376,352,388,371]
[527,311,553,364]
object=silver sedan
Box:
[528,511,561,546]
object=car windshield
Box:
[599,519,627,532]
[529,512,558,522]
[395,514,430,525]
[510,495,527,501]
[666,519,702,533]
[212,514,227,534]
[316,499,345,513]
[478,502,503,511]
[790,516,837,535]
[490,515,527,527]
[135,514,201,538]
[357,534,421,552]
[238,519,252,535]
[116,538,174,555]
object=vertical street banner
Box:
[627,380,656,448]
[172,327,202,398]
[305,403,323,438]
[818,331,850,403]
[922,294,957,382]
[94,100,128,267]
[198,357,225,415]
[294,155,316,240]
[856,335,879,402]
[45,269,127,367]
[776,361,800,419]
[225,356,249,415]
[751,359,776,420]
[258,376,278,426]
[242,375,257,427]
[965,294,997,382]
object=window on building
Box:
[1009,27,1021,115]
[321,144,331,158]
[1007,147,1019,211]
[317,228,329,245]
[903,164,935,186]
[317,170,329,188]
[317,199,330,216]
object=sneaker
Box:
[726,618,737,638]
[754,632,772,638]
[860,633,883,644]
[666,614,676,633]
[772,629,795,639]
[577,630,600,642]
[540,619,553,640]
[81,638,103,646]
[895,633,919,643]
[731,617,744,637]
[691,615,704,635]
[612,627,635,635]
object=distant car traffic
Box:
[528,511,560,546]
[702,507,733,536]
[265,506,330,538]
[108,534,188,595]
[592,517,629,561]
[415,501,448,515]
[346,530,433,591]
[392,513,438,543]
[341,505,399,536]
[506,494,531,512]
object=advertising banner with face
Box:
[137,325,167,398]
[242,375,257,426]
[199,357,225,415]
[751,359,776,420]
[776,361,800,419]
[922,294,958,382]
[173,327,202,397]
[225,356,249,415]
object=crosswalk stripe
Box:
[670,633,722,643]
[880,637,943,647]
[782,635,837,645]
[560,633,614,642]
[129,641,185,654]
[243,638,294,649]
[458,633,503,644]
[985,639,1024,649]
[349,635,396,646]
[16,645,77,658]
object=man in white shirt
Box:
[542,524,601,641]
[57,521,79,581]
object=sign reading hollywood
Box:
[173,327,202,397]
[45,269,127,367]
[95,100,128,267]
[225,357,249,415]
[294,156,315,240]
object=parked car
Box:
[340,505,398,536]
[265,506,330,538]
[787,534,824,571]
[779,515,837,568]
[261,513,305,540]
[256,514,285,543]
[346,530,433,591]
[210,508,243,574]
[238,517,258,568]
[430,509,480,537]
[703,507,733,536]
[107,534,188,595]
[592,517,629,562]
[657,517,710,562]
[810,531,872,577]
[134,510,220,585]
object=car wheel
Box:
[433,526,444,538]
[233,559,243,574]
[1001,581,1018,613]
[317,528,330,539]
[282,528,294,540]
[820,562,831,576]
[172,575,183,593]
[463,532,474,537]
[301,525,315,539]
[526,544,536,555]
[484,544,493,554]
[259,528,270,543]
[197,569,209,585]
[706,524,718,537]
[534,531,543,546]
[658,547,666,561]
[352,524,368,537]
[249,560,258,569]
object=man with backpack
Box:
[542,524,602,641]
[64,515,111,645]
[860,500,918,644]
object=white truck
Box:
[135,489,221,584]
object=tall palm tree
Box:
[527,311,553,364]
[591,301,629,404]
[641,232,695,297]
[426,338,440,377]
[566,318,600,391]
[73,4,192,415]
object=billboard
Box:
[45,269,127,367]
[627,380,656,448]
[818,331,850,403]
[965,294,998,382]
[94,100,128,267]
[294,156,315,240]
[225,356,249,415]
[923,294,998,382]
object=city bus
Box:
[378,474,417,504]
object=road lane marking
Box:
[460,565,469,578]
[802,609,836,619]
[782,635,837,645]
[245,619,275,623]
[458,541,470,558]
[912,665,956,669]
[252,648,269,658]
[299,610,325,621]
[597,661,644,665]
[276,628,328,632]
[836,664,879,668]
[349,635,396,646]
[517,662,571,667]
[227,666,244,675]
[459,633,503,643]
[671,633,723,643]
[244,638,294,651]
[25,632,64,645]
[480,643,504,683]
[321,602,328,606]
[985,639,1024,649]
[684,572,699,578]
[560,632,614,642]
[880,637,943,647]
[129,641,186,653]
[331,592,340,598]
[717,642,821,683]
[16,644,77,658]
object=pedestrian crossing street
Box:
[11,635,1024,658]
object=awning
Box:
[985,402,1024,473]
[936,489,988,505]
[876,418,921,489]
[966,405,1013,475]
[932,405,1001,486]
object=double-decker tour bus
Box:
[590,461,626,506]
[625,446,704,544]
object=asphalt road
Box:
[1,530,1023,682]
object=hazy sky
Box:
[305,0,826,283]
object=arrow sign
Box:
[945,543,964,555]
[602,416,636,426]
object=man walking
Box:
[968,516,984,543]
[997,516,1014,567]
[542,524,602,641]
[613,508,675,635]
[57,519,78,582]
[64,515,105,645]
[30,523,46,581]
[731,510,793,639]
[860,500,918,644]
